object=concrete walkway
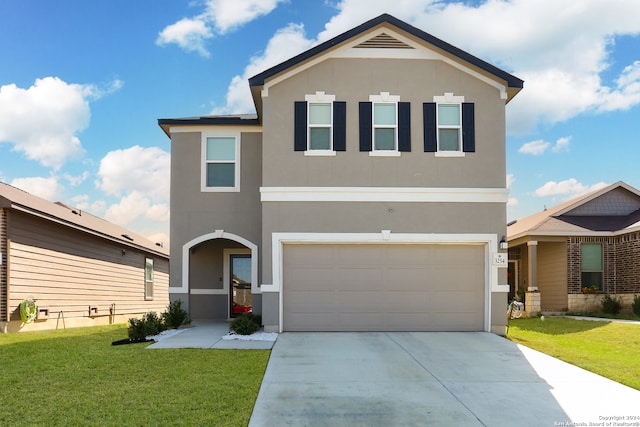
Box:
[562,315,640,324]
[249,332,640,426]
[146,320,276,350]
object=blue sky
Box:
[1,0,639,245]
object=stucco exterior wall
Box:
[261,58,506,189]
[169,130,263,313]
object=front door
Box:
[230,254,252,317]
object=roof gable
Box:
[561,186,640,217]
[508,182,640,238]
[248,14,523,116]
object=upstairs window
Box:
[294,92,345,155]
[309,102,332,150]
[373,102,397,151]
[144,257,154,300]
[202,133,240,192]
[424,93,475,156]
[438,103,461,151]
[359,92,410,155]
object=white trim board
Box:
[260,187,508,203]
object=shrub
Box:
[230,314,260,335]
[632,295,640,317]
[601,294,623,315]
[162,299,190,329]
[128,311,166,339]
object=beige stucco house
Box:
[159,14,523,334]
[0,182,169,332]
[507,181,640,314]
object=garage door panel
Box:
[335,246,385,265]
[283,244,485,332]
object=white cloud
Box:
[519,140,550,156]
[534,179,608,198]
[519,136,571,155]
[156,17,213,57]
[0,77,122,170]
[213,23,314,114]
[10,176,64,201]
[0,77,89,169]
[506,173,515,189]
[507,198,519,207]
[63,171,90,186]
[597,60,640,112]
[96,146,170,227]
[96,145,170,201]
[203,0,288,34]
[552,136,571,153]
[157,0,286,56]
[104,191,169,226]
[213,1,640,131]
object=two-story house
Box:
[159,14,523,334]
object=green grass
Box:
[507,317,640,390]
[0,325,270,426]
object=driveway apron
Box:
[249,332,639,426]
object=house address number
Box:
[492,253,507,267]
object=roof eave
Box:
[248,13,523,93]
[9,203,169,258]
[157,116,261,137]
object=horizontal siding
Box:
[538,242,568,311]
[7,211,169,325]
[1,208,7,321]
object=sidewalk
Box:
[562,315,640,324]
[146,320,277,349]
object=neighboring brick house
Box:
[159,14,523,333]
[0,182,169,332]
[507,181,640,313]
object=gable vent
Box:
[354,33,414,49]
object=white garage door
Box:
[283,244,485,331]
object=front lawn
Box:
[507,317,640,390]
[0,325,270,426]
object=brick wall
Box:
[568,234,640,295]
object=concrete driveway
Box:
[249,332,639,426]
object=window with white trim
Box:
[294,92,345,155]
[308,102,332,150]
[359,93,410,155]
[424,93,474,156]
[371,92,399,154]
[438,103,461,151]
[201,132,240,192]
[144,257,154,300]
[435,93,463,154]
[306,92,335,152]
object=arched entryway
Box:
[182,230,258,319]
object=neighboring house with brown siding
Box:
[159,14,523,334]
[507,181,640,314]
[0,182,169,332]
